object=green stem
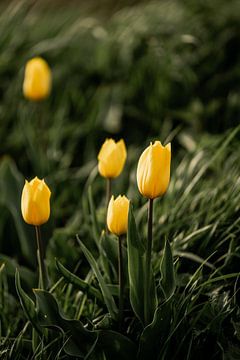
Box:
[144,198,154,325]
[118,235,124,330]
[35,225,47,290]
[106,178,112,232]
[106,178,112,207]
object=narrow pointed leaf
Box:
[56,259,103,302]
[127,204,157,324]
[77,235,118,320]
[127,204,145,323]
[160,239,176,300]
[15,269,42,335]
[88,185,100,247]
[34,289,97,358]
[1,254,36,291]
[106,284,119,296]
[138,301,172,360]
[98,330,137,360]
[100,232,128,287]
[0,158,35,265]
[99,232,118,282]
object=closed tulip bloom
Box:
[137,141,171,199]
[23,57,52,101]
[98,139,127,178]
[21,177,51,226]
[107,195,130,235]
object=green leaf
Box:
[99,231,118,282]
[88,185,101,247]
[148,267,158,323]
[56,259,103,302]
[77,235,118,320]
[106,284,119,297]
[127,204,145,323]
[34,290,137,359]
[138,300,172,360]
[15,269,42,336]
[0,157,35,265]
[98,330,137,360]
[0,254,36,292]
[100,232,128,286]
[34,289,97,358]
[160,239,176,300]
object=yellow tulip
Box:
[21,177,51,226]
[98,139,127,178]
[137,141,171,199]
[107,195,130,235]
[23,57,52,101]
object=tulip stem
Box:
[144,198,154,325]
[106,178,112,232]
[118,235,124,330]
[35,226,47,290]
[106,178,112,207]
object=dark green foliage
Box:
[160,239,176,300]
[127,204,146,323]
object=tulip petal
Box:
[107,195,130,235]
[21,177,51,226]
[137,141,171,199]
[23,57,51,101]
[98,138,127,178]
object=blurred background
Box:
[0,0,239,269]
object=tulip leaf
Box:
[88,185,101,247]
[106,284,119,296]
[0,157,35,266]
[77,235,118,320]
[160,238,176,300]
[138,300,172,360]
[34,289,137,358]
[127,204,145,323]
[148,267,158,323]
[34,289,98,358]
[97,330,137,359]
[56,259,103,302]
[127,204,157,324]
[0,254,36,292]
[15,269,42,336]
[99,231,118,282]
[100,231,128,286]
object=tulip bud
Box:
[98,139,127,178]
[23,57,52,101]
[107,195,130,236]
[137,141,171,199]
[21,177,51,226]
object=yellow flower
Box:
[107,195,130,235]
[98,139,127,178]
[23,57,52,101]
[21,177,51,226]
[137,141,171,199]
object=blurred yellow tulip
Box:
[21,177,51,226]
[137,141,171,199]
[107,195,130,235]
[23,57,52,101]
[98,139,127,178]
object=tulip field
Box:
[0,1,240,359]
